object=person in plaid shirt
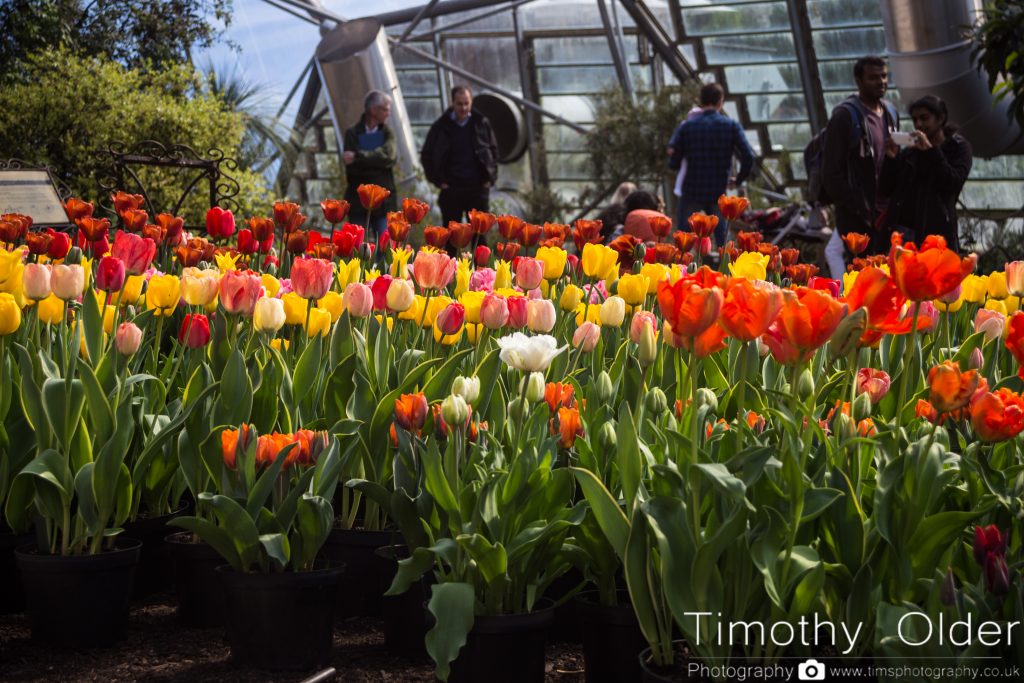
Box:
[668,83,755,247]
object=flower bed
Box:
[1,189,1023,679]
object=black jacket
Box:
[420,108,498,189]
[878,134,972,251]
[822,95,898,234]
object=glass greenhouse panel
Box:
[812,27,887,59]
[538,95,598,123]
[746,94,810,122]
[806,0,883,28]
[436,8,514,31]
[722,63,801,93]
[767,123,812,152]
[404,98,443,125]
[679,1,790,36]
[971,156,1024,179]
[521,0,633,31]
[537,65,621,94]
[444,38,521,93]
[391,41,436,68]
[702,32,795,64]
[534,35,639,66]
[545,152,593,179]
[961,181,1024,211]
[397,69,442,97]
[543,124,592,153]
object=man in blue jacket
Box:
[668,83,755,247]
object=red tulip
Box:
[332,223,364,258]
[111,231,156,275]
[111,191,144,214]
[1005,312,1024,379]
[205,206,235,239]
[95,256,126,293]
[274,201,306,233]
[46,229,71,260]
[497,215,525,242]
[237,228,257,255]
[370,274,393,311]
[506,295,528,328]
[25,231,52,256]
[436,302,465,335]
[76,216,110,243]
[717,195,750,221]
[474,245,491,268]
[179,314,211,348]
[248,216,275,242]
[321,199,350,225]
[688,212,718,239]
[219,270,263,316]
[424,225,450,249]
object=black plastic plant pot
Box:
[320,526,401,617]
[126,505,187,598]
[638,641,692,683]
[376,544,432,659]
[577,589,647,683]
[166,531,227,627]
[0,526,31,614]
[16,538,141,647]
[217,563,344,671]
[443,603,555,683]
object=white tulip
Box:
[496,332,566,372]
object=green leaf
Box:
[457,534,507,584]
[801,488,845,524]
[292,334,322,407]
[77,361,113,446]
[41,377,85,451]
[171,515,244,571]
[246,443,295,518]
[259,533,291,571]
[214,349,253,427]
[616,403,642,510]
[423,349,472,402]
[201,493,262,571]
[292,495,334,570]
[425,582,476,682]
[387,544,441,596]
[81,287,105,367]
[570,467,629,558]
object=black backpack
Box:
[804,100,897,205]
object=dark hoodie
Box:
[420,108,499,190]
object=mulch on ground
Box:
[0,594,586,682]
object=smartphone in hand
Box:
[890,131,914,146]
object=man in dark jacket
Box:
[420,85,499,227]
[343,90,398,238]
[822,55,899,269]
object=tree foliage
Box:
[584,83,700,203]
[0,0,233,76]
[0,48,269,223]
[972,0,1024,130]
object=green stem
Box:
[893,306,921,445]
[689,351,702,538]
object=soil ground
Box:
[0,594,587,682]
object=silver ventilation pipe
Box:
[880,0,1024,158]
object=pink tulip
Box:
[343,282,373,317]
[696,237,712,256]
[1007,261,1024,297]
[291,257,334,300]
[975,308,1006,343]
[572,322,600,352]
[111,231,156,275]
[662,320,685,349]
[470,268,496,292]
[630,311,658,344]
[526,298,555,333]
[515,258,544,291]
[913,300,938,335]
[22,263,51,300]
[114,322,143,355]
[937,283,961,305]
[480,293,508,329]
[855,368,890,404]
[219,269,263,316]
[506,295,528,329]
[436,302,466,336]
[412,251,456,290]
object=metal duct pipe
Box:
[314,18,422,187]
[880,0,1024,158]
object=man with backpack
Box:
[808,55,899,277]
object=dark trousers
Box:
[348,207,387,242]
[677,197,725,247]
[439,186,489,226]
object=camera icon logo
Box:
[798,658,826,680]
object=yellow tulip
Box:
[539,279,550,298]
[270,338,290,351]
[319,291,344,321]
[214,251,241,273]
[1006,295,1021,314]
[282,292,307,325]
[181,267,220,306]
[261,273,281,298]
[933,297,963,314]
[120,275,145,306]
[495,260,512,290]
[0,292,21,334]
[146,274,181,316]
[729,251,769,281]
[581,243,619,281]
[364,267,381,282]
[103,305,116,334]
[560,284,583,312]
[575,302,602,326]
[617,273,650,307]
[81,257,93,290]
[433,319,463,345]
[304,307,331,337]
[399,295,425,322]
[465,322,484,344]
[337,258,361,290]
[842,270,859,297]
[669,264,685,284]
[960,274,988,303]
[454,259,472,298]
[988,271,1009,300]
[374,314,395,332]
[640,263,668,294]
[495,287,523,299]
[37,293,65,324]
[422,295,453,328]
[459,290,485,324]
[536,246,567,280]
[599,296,626,326]
[390,247,413,278]
[984,298,1007,315]
[0,247,26,306]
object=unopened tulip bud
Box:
[63,247,83,265]
[829,307,867,359]
[523,371,546,403]
[572,321,601,352]
[796,368,815,401]
[597,422,617,451]
[526,298,556,333]
[939,567,957,606]
[51,264,85,300]
[695,388,718,414]
[386,278,415,312]
[441,394,469,427]
[508,397,525,423]
[253,297,286,333]
[833,413,856,441]
[664,412,678,431]
[114,322,143,355]
[638,321,657,367]
[852,392,872,422]
[968,347,984,370]
[560,284,583,312]
[343,282,373,318]
[645,387,668,416]
[452,375,480,405]
[633,243,646,266]
[596,371,614,403]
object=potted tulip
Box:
[172,426,343,671]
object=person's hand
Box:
[667,146,675,157]
[727,176,737,190]
[440,183,449,190]
[912,131,932,151]
[342,151,355,164]
[884,137,899,158]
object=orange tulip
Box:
[395,393,428,434]
[688,212,718,238]
[497,214,524,242]
[889,235,976,301]
[681,322,729,358]
[255,432,294,468]
[76,216,111,243]
[273,201,305,233]
[321,199,350,225]
[844,266,930,345]
[402,198,430,224]
[447,221,474,249]
[469,209,496,235]
[111,191,144,213]
[247,216,274,242]
[63,197,94,222]
[553,406,583,449]
[785,263,819,285]
[780,248,800,267]
[119,208,148,232]
[762,287,846,365]
[646,243,678,265]
[915,399,940,424]
[1006,312,1024,379]
[718,195,749,221]
[358,184,391,211]
[387,212,411,243]
[646,214,672,240]
[928,361,985,413]
[496,241,520,261]
[673,231,697,254]
[842,232,870,255]
[970,388,1024,442]
[719,278,783,342]
[520,223,542,247]
[544,222,570,246]
[156,213,185,242]
[544,382,576,413]
[736,230,762,252]
[657,277,723,339]
[424,226,450,249]
[688,265,728,290]
[609,234,642,270]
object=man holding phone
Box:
[821,55,899,272]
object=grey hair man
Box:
[343,89,397,237]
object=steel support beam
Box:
[616,0,697,82]
[596,0,635,101]
[785,0,827,133]
[399,0,443,43]
[373,0,511,26]
[406,0,536,42]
